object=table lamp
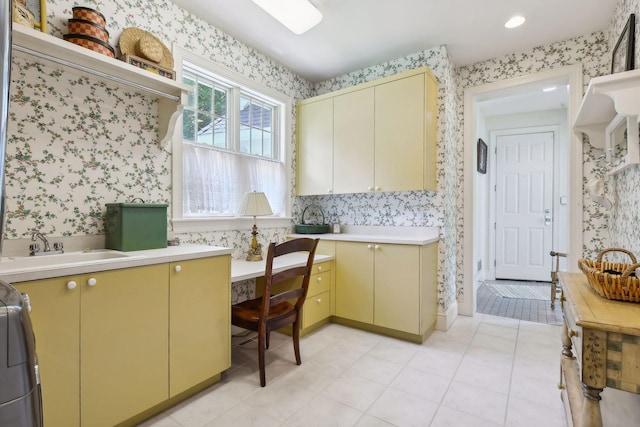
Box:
[239,191,273,261]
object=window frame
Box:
[171,46,292,233]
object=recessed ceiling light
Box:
[253,0,323,35]
[543,86,557,92]
[505,15,526,29]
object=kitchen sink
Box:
[0,250,145,273]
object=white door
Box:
[495,131,554,281]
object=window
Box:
[175,58,289,227]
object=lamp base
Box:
[246,243,263,262]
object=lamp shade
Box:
[239,192,273,216]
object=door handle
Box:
[544,209,552,226]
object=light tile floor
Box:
[139,314,566,427]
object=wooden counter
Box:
[559,272,640,427]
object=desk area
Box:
[231,253,335,336]
[231,253,333,282]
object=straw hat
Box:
[119,28,174,69]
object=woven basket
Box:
[578,248,640,302]
[295,204,330,234]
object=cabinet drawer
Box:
[303,290,331,327]
[308,271,331,296]
[313,261,331,275]
[563,305,582,363]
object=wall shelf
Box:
[11,25,191,147]
[574,69,640,174]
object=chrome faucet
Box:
[30,230,63,256]
[31,230,50,252]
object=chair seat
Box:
[232,297,295,324]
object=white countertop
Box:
[288,226,439,245]
[231,253,333,282]
[0,245,232,283]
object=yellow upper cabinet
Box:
[375,74,427,192]
[333,88,375,194]
[297,97,334,196]
[296,66,438,196]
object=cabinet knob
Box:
[367,244,373,249]
[568,328,578,338]
[327,189,332,193]
[316,298,322,303]
[175,265,182,272]
[87,278,97,287]
[67,281,77,290]
[374,245,380,250]
[367,186,374,191]
[317,266,322,271]
[375,186,381,191]
[317,277,322,282]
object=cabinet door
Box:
[170,256,231,396]
[14,277,81,427]
[297,98,333,195]
[335,241,374,323]
[375,73,426,192]
[374,244,421,334]
[333,88,375,194]
[80,265,169,427]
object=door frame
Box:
[489,126,559,281]
[461,64,583,317]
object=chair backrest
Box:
[260,238,319,319]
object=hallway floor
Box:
[140,315,565,427]
[477,280,563,326]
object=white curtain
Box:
[182,143,286,216]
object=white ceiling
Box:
[168,0,617,84]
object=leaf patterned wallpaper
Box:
[6,0,632,315]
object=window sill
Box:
[171,216,293,233]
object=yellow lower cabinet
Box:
[334,241,438,341]
[14,276,81,427]
[80,265,169,427]
[303,290,331,327]
[374,244,420,334]
[335,241,374,323]
[170,256,231,396]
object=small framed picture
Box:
[477,138,487,174]
[332,222,341,234]
[611,14,635,74]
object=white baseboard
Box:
[436,300,458,331]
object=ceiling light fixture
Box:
[252,0,323,35]
[505,15,526,29]
[543,86,558,92]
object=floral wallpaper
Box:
[4,0,626,315]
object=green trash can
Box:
[105,202,168,251]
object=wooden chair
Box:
[231,238,319,386]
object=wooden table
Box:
[559,272,640,427]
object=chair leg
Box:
[293,318,301,365]
[258,330,267,387]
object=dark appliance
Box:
[0,281,42,426]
